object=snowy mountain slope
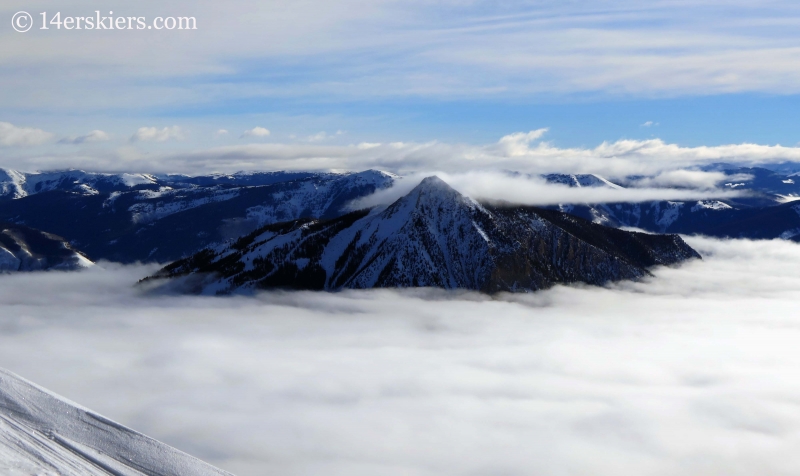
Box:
[0,170,395,263]
[543,168,800,238]
[556,201,712,232]
[151,176,699,294]
[543,173,624,189]
[125,186,243,225]
[0,169,160,200]
[558,198,800,239]
[0,169,384,201]
[0,368,231,476]
[0,169,27,200]
[541,173,738,231]
[0,223,92,272]
[157,171,324,187]
[686,202,800,241]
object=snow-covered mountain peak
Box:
[350,169,398,181]
[382,175,478,222]
[331,169,397,190]
[407,175,459,199]
[151,173,700,294]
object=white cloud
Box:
[153,131,800,178]
[130,126,184,143]
[11,1,800,114]
[351,171,743,209]
[6,130,800,178]
[214,129,229,138]
[496,128,549,155]
[446,171,745,204]
[241,127,271,139]
[630,170,753,190]
[58,130,111,145]
[306,132,328,142]
[357,142,381,150]
[306,130,345,142]
[641,121,658,127]
[0,122,53,147]
[2,238,800,475]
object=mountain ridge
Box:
[0,170,396,263]
[2,167,799,267]
[0,223,92,272]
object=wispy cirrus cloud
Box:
[6,1,800,115]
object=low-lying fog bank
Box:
[1,236,799,475]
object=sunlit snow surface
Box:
[1,237,800,475]
[0,368,231,475]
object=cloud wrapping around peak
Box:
[0,122,53,147]
[130,126,184,143]
[241,127,271,138]
[350,171,743,209]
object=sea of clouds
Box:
[1,237,800,475]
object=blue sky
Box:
[159,93,800,147]
[3,0,800,173]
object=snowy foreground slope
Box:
[151,176,700,294]
[0,368,232,476]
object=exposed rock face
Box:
[0,223,92,272]
[151,177,700,294]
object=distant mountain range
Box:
[542,167,800,241]
[0,164,798,274]
[147,177,699,294]
[0,169,395,263]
